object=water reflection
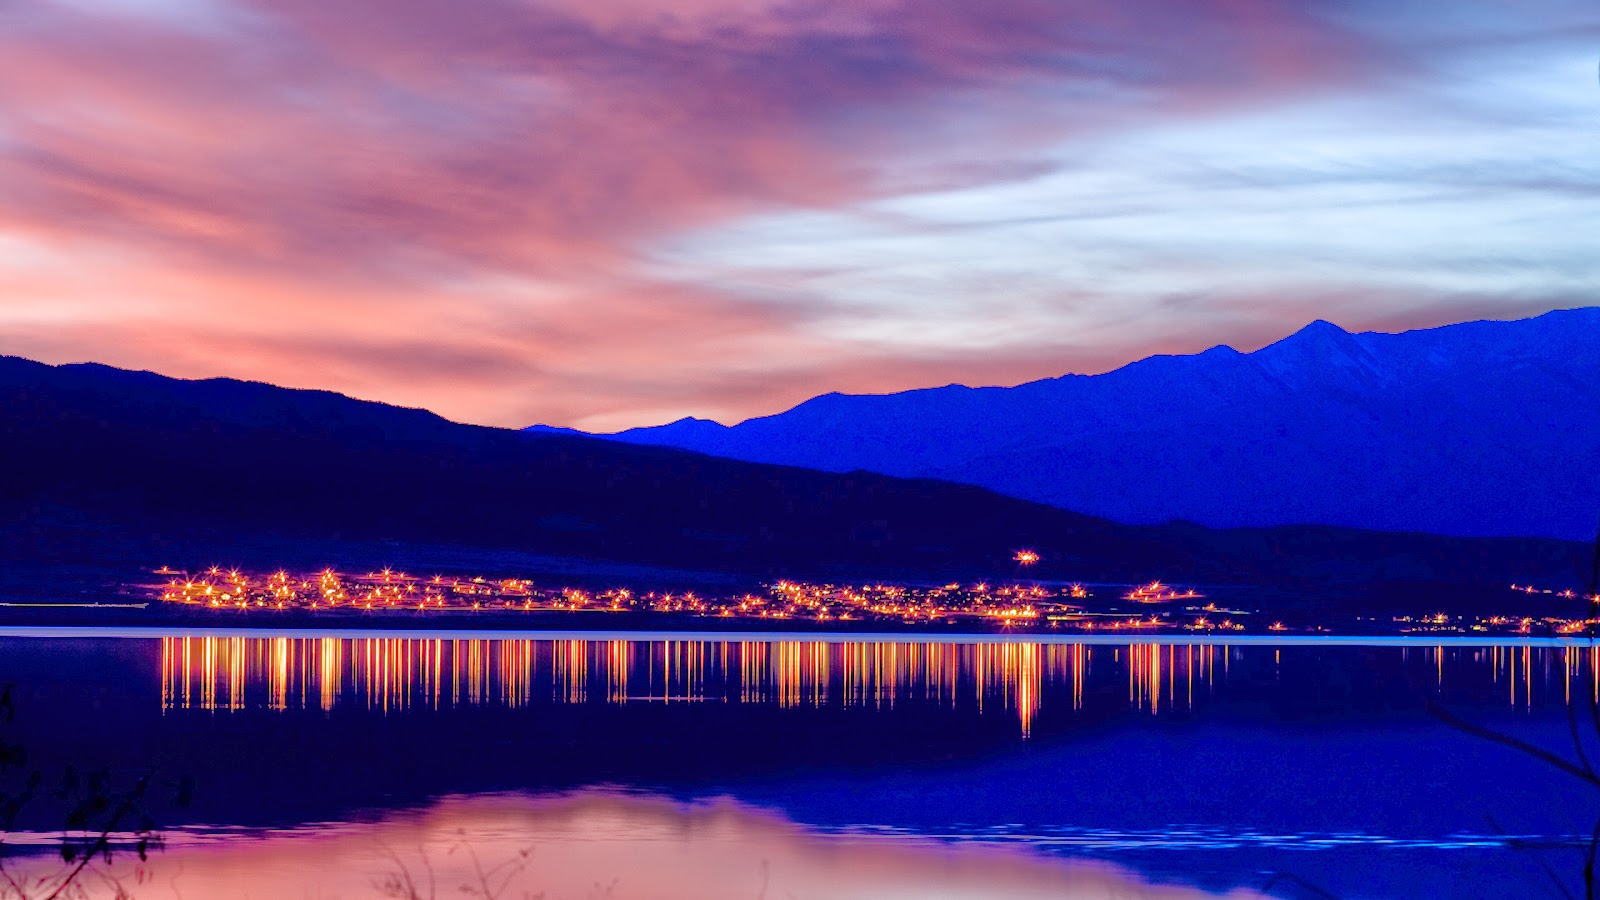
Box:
[162,637,1066,733]
[17,791,1268,900]
[161,636,1600,733]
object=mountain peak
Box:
[666,416,727,428]
[1266,319,1354,351]
[1248,317,1382,384]
[1297,318,1347,336]
[610,416,729,442]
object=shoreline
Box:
[1,620,1592,647]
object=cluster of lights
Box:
[1510,583,1591,601]
[158,567,631,613]
[156,560,1598,636]
[149,564,1260,631]
[1392,613,1600,636]
[1125,580,1202,603]
[1379,584,1598,636]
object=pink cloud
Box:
[0,0,1415,427]
[0,0,1386,269]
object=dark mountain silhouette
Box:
[571,308,1600,540]
[0,355,1587,613]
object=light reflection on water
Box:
[162,637,1066,734]
[11,631,1600,897]
[13,791,1271,900]
[159,635,1600,734]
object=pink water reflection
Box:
[38,792,1264,899]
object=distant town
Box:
[145,557,1599,637]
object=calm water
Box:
[4,629,1599,898]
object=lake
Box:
[2,628,1596,898]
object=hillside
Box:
[571,308,1600,540]
[0,355,1588,612]
[0,356,1179,582]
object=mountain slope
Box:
[1,354,1587,610]
[0,356,1187,584]
[576,308,1600,539]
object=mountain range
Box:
[0,353,1590,613]
[545,308,1600,541]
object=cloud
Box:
[0,0,1592,428]
[0,0,1386,275]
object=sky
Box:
[0,1,1596,431]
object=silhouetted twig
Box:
[1421,510,1600,898]
[0,682,189,900]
